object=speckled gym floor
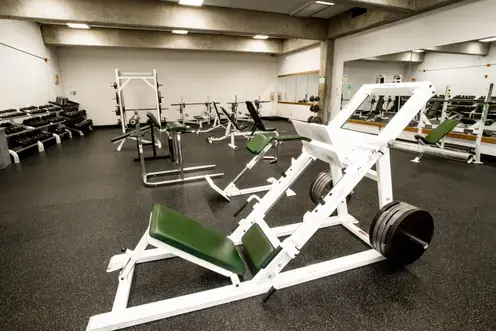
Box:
[1,120,495,331]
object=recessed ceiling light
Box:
[412,49,425,53]
[179,0,204,6]
[254,35,269,40]
[479,37,496,43]
[172,30,189,35]
[66,23,90,29]
[315,1,335,5]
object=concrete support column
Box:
[318,40,335,124]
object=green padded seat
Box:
[149,205,245,275]
[166,122,187,133]
[246,134,274,155]
[241,224,275,270]
[415,119,459,145]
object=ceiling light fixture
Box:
[412,49,425,53]
[254,35,269,40]
[315,1,335,5]
[172,30,189,35]
[479,37,496,43]
[66,23,90,29]
[179,0,204,6]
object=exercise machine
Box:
[171,98,213,128]
[413,84,495,164]
[207,101,278,151]
[111,69,164,151]
[136,112,223,186]
[87,82,436,331]
[228,96,270,123]
[206,133,309,201]
[196,102,229,134]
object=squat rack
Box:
[171,98,213,128]
[112,69,164,151]
[228,96,270,122]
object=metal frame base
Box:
[143,165,224,187]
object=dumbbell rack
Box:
[0,106,73,164]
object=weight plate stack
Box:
[309,170,354,205]
[370,201,434,266]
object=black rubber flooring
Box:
[0,121,495,331]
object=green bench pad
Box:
[246,134,274,155]
[273,135,309,142]
[149,205,245,275]
[166,122,187,133]
[422,119,459,144]
[241,224,275,270]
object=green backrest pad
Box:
[166,122,187,133]
[149,205,245,275]
[246,134,274,155]
[241,224,275,270]
[424,119,460,144]
[246,134,309,155]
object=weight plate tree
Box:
[370,201,434,266]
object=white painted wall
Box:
[56,47,277,125]
[332,0,496,116]
[276,46,320,120]
[0,19,63,110]
[412,43,496,97]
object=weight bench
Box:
[410,118,474,163]
[206,133,309,201]
[196,102,229,134]
[135,113,224,186]
[207,103,278,151]
[88,82,437,331]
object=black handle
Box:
[233,201,249,217]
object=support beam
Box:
[41,26,283,54]
[424,41,490,56]
[282,39,320,55]
[328,9,406,39]
[318,40,334,124]
[331,0,415,12]
[364,51,424,62]
[0,0,328,40]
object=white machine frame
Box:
[113,69,163,151]
[87,82,435,331]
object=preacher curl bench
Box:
[87,82,436,331]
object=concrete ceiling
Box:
[164,0,350,18]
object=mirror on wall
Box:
[341,37,496,143]
[278,71,319,104]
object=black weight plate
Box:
[370,201,400,250]
[373,204,401,254]
[312,117,323,124]
[376,204,411,256]
[385,208,434,266]
[308,116,314,123]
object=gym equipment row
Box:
[227,96,270,123]
[171,98,213,128]
[111,69,165,151]
[207,102,278,151]
[410,84,495,164]
[206,133,309,201]
[87,82,435,331]
[135,112,223,186]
